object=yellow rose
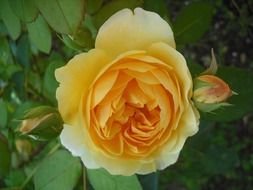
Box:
[55,8,199,175]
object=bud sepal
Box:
[19,106,63,141]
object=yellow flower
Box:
[55,8,199,175]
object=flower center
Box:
[88,54,182,158]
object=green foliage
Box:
[16,35,31,68]
[27,15,52,53]
[160,120,240,190]
[0,0,21,40]
[61,25,94,51]
[0,36,13,64]
[138,172,158,190]
[9,0,39,22]
[173,1,214,45]
[19,106,63,141]
[34,150,82,190]
[0,133,11,178]
[35,0,86,34]
[87,0,103,15]
[93,0,143,28]
[0,100,8,128]
[87,168,142,190]
[4,169,26,187]
[43,60,64,104]
[202,67,253,122]
[143,0,168,17]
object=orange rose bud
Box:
[193,75,233,112]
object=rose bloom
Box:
[55,8,199,175]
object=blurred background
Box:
[0,0,253,190]
[161,1,253,190]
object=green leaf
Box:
[0,36,13,64]
[16,35,31,68]
[11,101,41,129]
[173,1,214,45]
[34,150,82,190]
[0,22,9,36]
[202,67,253,122]
[187,60,204,77]
[72,26,94,49]
[0,36,21,80]
[9,0,39,22]
[28,71,42,94]
[43,60,64,104]
[0,0,21,40]
[201,145,239,175]
[27,15,52,53]
[143,0,167,17]
[0,100,8,128]
[61,25,94,51]
[87,168,142,190]
[93,0,143,28]
[87,0,103,15]
[35,0,86,34]
[4,169,27,187]
[0,132,11,178]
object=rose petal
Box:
[91,70,119,108]
[96,8,175,57]
[60,124,99,168]
[156,104,199,170]
[148,42,193,102]
[55,49,109,125]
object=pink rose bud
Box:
[193,75,233,112]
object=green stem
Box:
[83,166,87,190]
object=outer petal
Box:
[155,104,199,170]
[96,8,175,57]
[147,42,193,101]
[60,124,99,168]
[55,49,110,125]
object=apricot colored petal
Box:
[95,103,112,127]
[148,42,193,101]
[55,49,110,125]
[156,104,199,170]
[100,134,124,156]
[60,124,99,168]
[96,8,175,57]
[91,70,118,108]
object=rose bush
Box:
[55,8,199,175]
